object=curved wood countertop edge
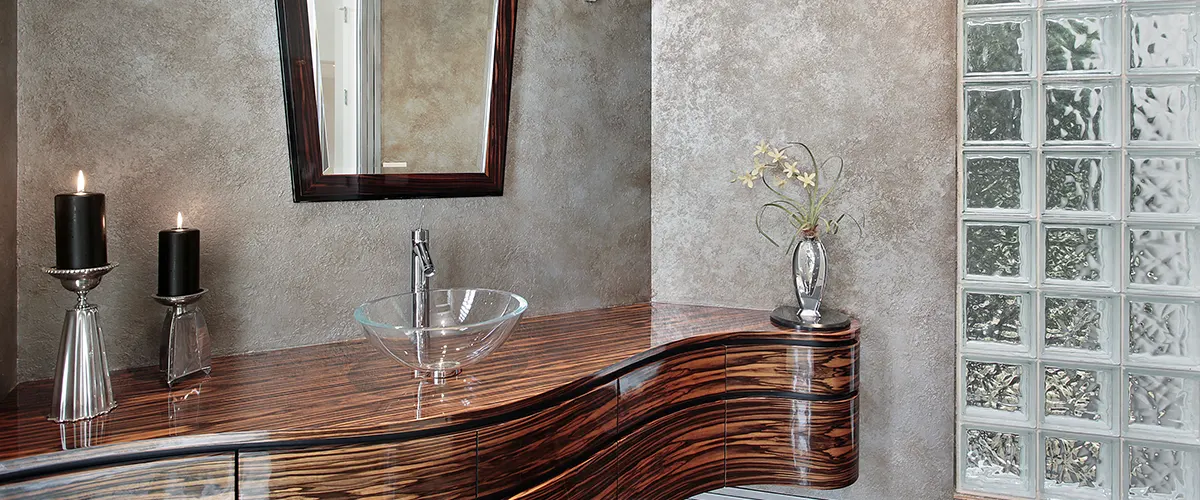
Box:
[0,302,860,483]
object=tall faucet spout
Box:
[414,243,435,279]
[412,229,434,330]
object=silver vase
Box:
[792,233,826,323]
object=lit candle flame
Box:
[177,212,184,229]
[76,171,86,193]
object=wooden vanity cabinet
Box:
[0,304,860,499]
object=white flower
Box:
[783,161,801,178]
[732,172,756,188]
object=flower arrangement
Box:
[732,140,859,251]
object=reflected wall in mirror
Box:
[278,0,516,201]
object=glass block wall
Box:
[958,0,1200,498]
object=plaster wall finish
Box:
[651,1,958,499]
[16,0,651,381]
[380,0,493,173]
[0,0,17,396]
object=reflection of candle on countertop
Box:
[54,171,108,269]
[158,212,200,297]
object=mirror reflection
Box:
[310,0,498,175]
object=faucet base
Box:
[415,369,461,385]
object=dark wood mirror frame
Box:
[275,0,518,202]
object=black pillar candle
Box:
[54,171,108,269]
[158,214,200,297]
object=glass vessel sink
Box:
[355,289,528,383]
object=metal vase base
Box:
[770,306,852,332]
[154,290,212,387]
[50,305,118,423]
[43,263,119,423]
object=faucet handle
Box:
[413,228,429,244]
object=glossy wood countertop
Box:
[0,302,858,480]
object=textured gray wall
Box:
[16,0,651,381]
[0,0,16,397]
[380,0,493,173]
[651,1,958,499]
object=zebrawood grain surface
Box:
[0,453,235,499]
[238,433,476,499]
[0,303,860,497]
[616,400,728,500]
[725,397,859,490]
[617,346,725,433]
[0,304,854,473]
[477,381,618,497]
[726,344,859,395]
[505,443,620,500]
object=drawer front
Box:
[617,346,724,431]
[508,445,619,500]
[237,431,476,499]
[615,400,725,500]
[478,381,618,497]
[726,344,858,396]
[0,453,235,499]
[725,396,859,490]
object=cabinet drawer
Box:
[0,453,235,499]
[478,381,618,497]
[508,445,619,500]
[237,431,475,499]
[617,346,724,431]
[726,344,858,395]
[726,396,858,490]
[615,400,725,500]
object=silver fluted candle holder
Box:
[153,289,211,387]
[41,263,118,423]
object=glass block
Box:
[1127,444,1198,500]
[967,85,1032,144]
[1043,435,1114,499]
[965,291,1027,346]
[965,359,1028,419]
[1044,365,1112,430]
[1129,153,1200,219]
[965,153,1031,212]
[1130,8,1197,72]
[1044,295,1112,355]
[1127,372,1199,438]
[966,0,1026,5]
[1130,81,1196,144]
[966,15,1032,75]
[962,426,1033,495]
[966,222,1029,280]
[1129,228,1197,289]
[1128,298,1200,368]
[1045,82,1116,144]
[1044,10,1117,74]
[1044,225,1111,285]
[1045,152,1115,215]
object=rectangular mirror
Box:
[276,0,517,201]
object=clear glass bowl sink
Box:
[355,289,528,382]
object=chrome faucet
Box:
[412,229,436,328]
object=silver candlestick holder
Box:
[41,263,118,423]
[153,289,211,387]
